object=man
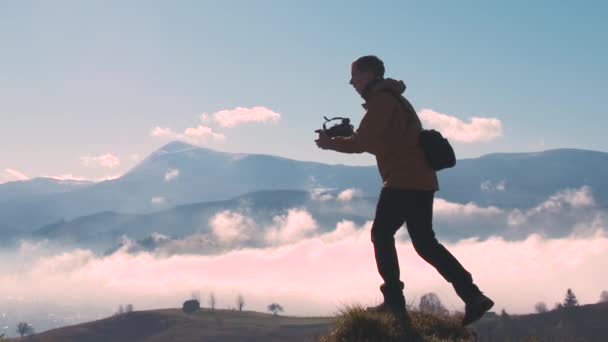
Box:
[315,55,494,326]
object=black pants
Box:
[371,187,481,304]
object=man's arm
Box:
[328,93,398,154]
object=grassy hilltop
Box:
[8,302,608,341]
[5,306,473,342]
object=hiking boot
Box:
[462,293,494,326]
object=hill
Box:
[9,302,608,341]
[471,301,608,341]
[8,307,475,342]
[11,308,333,342]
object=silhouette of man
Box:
[315,55,494,326]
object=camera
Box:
[315,116,354,138]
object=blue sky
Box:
[1,1,606,182]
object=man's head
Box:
[350,55,385,95]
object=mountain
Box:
[2,142,608,244]
[440,148,608,208]
[0,177,93,203]
[0,141,378,239]
[31,189,375,253]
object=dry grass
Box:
[318,305,474,342]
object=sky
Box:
[1,1,607,183]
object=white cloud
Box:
[481,180,506,192]
[150,124,225,144]
[337,188,362,202]
[419,109,502,143]
[508,186,595,226]
[150,127,175,137]
[18,239,50,254]
[320,220,371,243]
[97,175,121,182]
[49,174,88,181]
[543,185,594,209]
[434,198,503,217]
[4,168,29,181]
[2,187,606,322]
[164,169,180,182]
[184,125,225,141]
[507,209,527,226]
[80,154,120,168]
[213,106,281,127]
[2,227,608,318]
[310,188,334,202]
[210,210,257,244]
[265,209,318,245]
[151,197,166,204]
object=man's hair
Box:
[352,55,385,78]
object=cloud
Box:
[481,180,506,192]
[50,174,88,181]
[320,220,371,243]
[150,127,176,137]
[507,186,595,226]
[434,198,503,217]
[4,168,29,180]
[184,125,225,141]
[151,197,166,204]
[310,188,335,201]
[164,169,180,182]
[150,125,225,144]
[419,109,502,143]
[507,210,527,226]
[44,174,119,182]
[539,185,595,209]
[210,210,257,244]
[18,239,50,254]
[213,106,281,127]
[2,225,608,318]
[337,188,362,202]
[3,189,607,325]
[81,154,120,168]
[265,209,318,245]
[97,175,121,182]
[121,233,223,257]
[111,207,330,256]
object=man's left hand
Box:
[315,130,333,150]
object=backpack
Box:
[419,129,456,171]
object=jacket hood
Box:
[375,78,406,95]
[363,78,406,102]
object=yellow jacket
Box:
[330,78,439,191]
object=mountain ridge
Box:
[3,142,608,245]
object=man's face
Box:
[349,64,376,95]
